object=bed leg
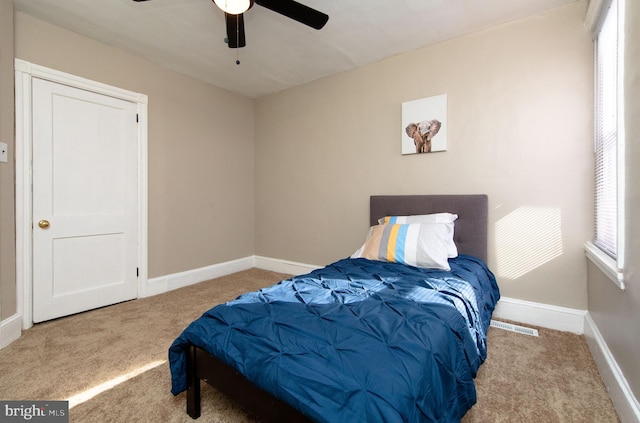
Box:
[187,345,201,419]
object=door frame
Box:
[15,59,148,329]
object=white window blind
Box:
[594,0,623,263]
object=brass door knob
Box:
[38,220,50,229]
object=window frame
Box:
[585,0,625,290]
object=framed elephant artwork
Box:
[401,94,447,155]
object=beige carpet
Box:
[0,268,619,422]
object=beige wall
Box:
[13,12,255,282]
[0,0,15,320]
[255,2,593,310]
[4,0,636,407]
[587,0,640,404]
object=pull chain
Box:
[236,14,241,65]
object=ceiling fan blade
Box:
[255,0,328,30]
[225,12,246,48]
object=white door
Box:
[32,78,139,323]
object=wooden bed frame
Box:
[185,194,488,420]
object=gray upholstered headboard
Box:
[370,195,488,263]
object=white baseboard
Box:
[142,256,254,297]
[0,314,22,350]
[253,255,322,275]
[584,313,640,423]
[141,256,319,299]
[492,296,587,334]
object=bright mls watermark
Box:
[1,401,68,422]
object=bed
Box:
[169,194,500,422]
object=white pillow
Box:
[377,213,458,257]
[377,212,458,225]
[351,222,454,270]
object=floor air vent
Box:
[490,320,539,337]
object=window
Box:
[586,0,625,289]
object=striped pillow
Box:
[351,223,454,270]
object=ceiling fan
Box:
[133,0,329,49]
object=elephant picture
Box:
[401,94,447,155]
[405,119,442,153]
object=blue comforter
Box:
[169,255,500,422]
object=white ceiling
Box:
[13,0,578,98]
